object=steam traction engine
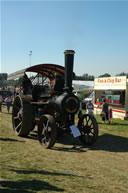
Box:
[11,50,98,148]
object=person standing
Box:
[102,99,109,123]
[86,100,94,115]
[5,95,12,113]
[0,95,3,112]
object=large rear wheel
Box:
[38,114,57,148]
[78,114,98,145]
[12,95,33,136]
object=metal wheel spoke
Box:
[85,116,88,125]
[14,115,19,120]
[86,118,90,126]
[90,130,94,135]
[46,120,49,129]
[40,124,51,144]
[89,122,93,128]
[46,131,51,139]
[40,128,44,135]
[15,122,22,132]
[47,126,52,132]
[43,123,46,129]
[42,136,48,145]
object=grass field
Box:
[0,106,128,193]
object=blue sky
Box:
[1,0,128,77]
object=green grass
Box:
[0,106,128,193]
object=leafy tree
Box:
[0,73,8,80]
[98,73,111,78]
[116,72,128,78]
[76,73,94,81]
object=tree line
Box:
[75,72,128,80]
[0,73,21,87]
[0,72,128,87]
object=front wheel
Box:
[78,114,98,145]
[38,114,57,148]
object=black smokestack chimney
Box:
[64,50,75,93]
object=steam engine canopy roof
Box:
[8,63,76,80]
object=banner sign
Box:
[94,76,127,90]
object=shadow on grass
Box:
[90,133,128,152]
[27,132,86,152]
[110,122,128,126]
[10,168,86,178]
[0,188,31,193]
[52,146,86,152]
[98,122,128,126]
[54,134,86,152]
[22,128,128,153]
[23,130,38,141]
[55,133,128,153]
[0,138,25,142]
[25,134,38,141]
[55,132,128,153]
[0,179,64,193]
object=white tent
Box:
[73,80,94,90]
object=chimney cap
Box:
[64,50,75,55]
